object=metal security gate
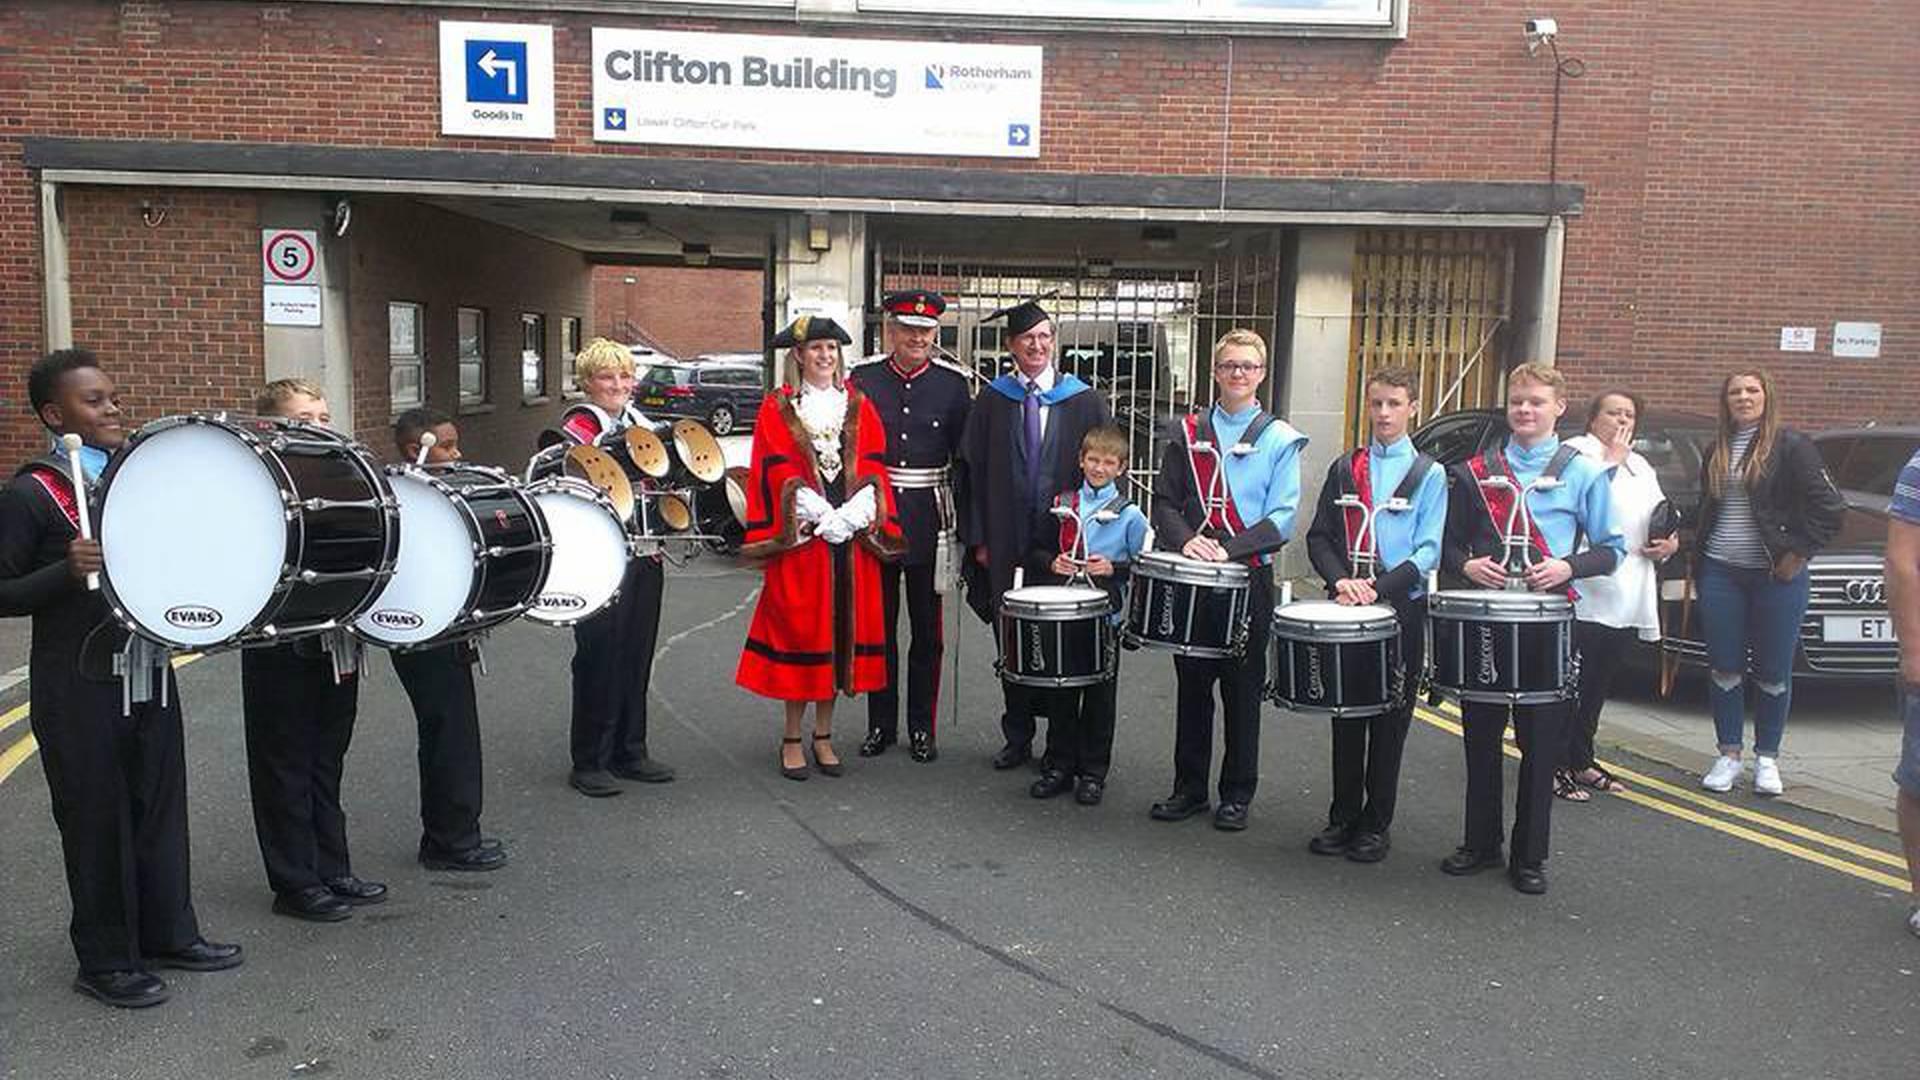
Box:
[1347,229,1514,447]
[872,241,1284,500]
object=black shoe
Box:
[909,732,938,763]
[324,875,388,905]
[609,758,676,783]
[569,769,623,798]
[419,843,509,872]
[73,970,169,1009]
[1149,792,1210,821]
[147,938,243,972]
[1029,769,1074,799]
[1308,824,1353,856]
[1213,802,1250,832]
[1509,864,1549,895]
[1074,777,1105,806]
[1345,830,1391,864]
[1439,846,1505,876]
[780,736,809,782]
[272,886,352,923]
[991,743,1032,770]
[859,729,896,757]
[810,732,844,777]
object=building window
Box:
[388,302,424,412]
[521,313,548,401]
[561,316,582,394]
[457,307,488,405]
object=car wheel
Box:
[708,403,736,436]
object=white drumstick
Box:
[60,433,99,591]
[414,429,437,467]
[1281,579,1293,606]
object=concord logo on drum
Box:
[163,604,222,629]
[1476,625,1499,685]
[1843,577,1885,606]
[536,592,587,611]
[368,609,424,631]
[1028,627,1046,673]
[1306,645,1326,701]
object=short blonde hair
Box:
[574,337,634,383]
[1211,329,1268,365]
[257,377,324,415]
[1506,361,1567,399]
[1079,424,1130,462]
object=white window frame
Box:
[521,312,549,403]
[388,301,425,414]
[561,316,583,397]
[457,307,489,406]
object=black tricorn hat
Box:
[985,297,1053,337]
[771,314,853,349]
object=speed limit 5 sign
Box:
[262,229,319,285]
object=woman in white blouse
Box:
[1556,390,1679,801]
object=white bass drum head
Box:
[355,472,473,645]
[525,484,627,625]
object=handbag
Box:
[1647,499,1679,541]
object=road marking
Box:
[0,700,28,738]
[1411,703,1910,892]
[0,653,203,789]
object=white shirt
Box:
[1566,433,1665,641]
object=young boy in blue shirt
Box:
[1025,425,1149,806]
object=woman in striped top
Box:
[1690,369,1846,797]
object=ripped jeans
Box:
[1696,556,1810,757]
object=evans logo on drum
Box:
[367,609,424,631]
[535,592,587,612]
[163,605,222,629]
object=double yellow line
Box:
[0,654,203,787]
[1413,699,1910,891]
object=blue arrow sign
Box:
[465,39,528,104]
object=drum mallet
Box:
[60,433,99,592]
[414,429,437,467]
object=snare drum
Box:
[96,414,398,650]
[1123,551,1251,658]
[356,465,551,648]
[996,585,1115,688]
[1267,602,1400,718]
[522,476,632,626]
[1426,589,1574,705]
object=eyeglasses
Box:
[1216,362,1265,375]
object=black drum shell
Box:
[1427,595,1574,704]
[996,591,1115,688]
[1267,610,1399,718]
[1123,574,1249,658]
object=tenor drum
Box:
[1122,551,1251,658]
[1267,602,1400,719]
[1426,589,1575,705]
[522,476,632,626]
[355,464,550,648]
[996,585,1115,688]
[96,415,397,650]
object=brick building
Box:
[1,0,1912,480]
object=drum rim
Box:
[1270,600,1399,638]
[1135,549,1252,584]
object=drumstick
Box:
[60,433,99,591]
[414,430,437,467]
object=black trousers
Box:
[1566,620,1637,772]
[1043,675,1119,781]
[1327,597,1426,834]
[1461,698,1571,868]
[242,643,359,895]
[570,557,664,773]
[1172,573,1273,805]
[32,666,200,974]
[391,642,484,855]
[869,561,943,739]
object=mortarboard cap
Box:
[986,297,1053,337]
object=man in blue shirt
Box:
[1304,365,1447,864]
[1148,330,1307,832]
[1883,447,1920,938]
[1440,362,1624,895]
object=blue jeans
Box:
[1696,557,1810,757]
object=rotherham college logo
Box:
[925,65,944,90]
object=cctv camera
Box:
[1525,17,1557,38]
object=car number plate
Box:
[641,396,666,407]
[1822,615,1892,643]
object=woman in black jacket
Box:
[1691,369,1846,797]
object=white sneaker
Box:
[1907,907,1920,940]
[1701,754,1743,793]
[1753,756,1783,797]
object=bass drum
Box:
[97,414,398,650]
[356,464,550,648]
[522,476,632,626]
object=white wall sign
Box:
[439,21,555,139]
[1778,326,1816,352]
[1832,321,1883,359]
[592,28,1042,159]
[264,284,322,327]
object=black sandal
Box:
[780,737,809,781]
[1576,766,1626,793]
[811,731,843,777]
[1553,769,1591,803]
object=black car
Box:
[635,359,765,436]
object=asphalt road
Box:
[1,559,1914,1080]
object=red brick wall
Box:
[2,0,1913,449]
[347,197,592,468]
[591,265,763,359]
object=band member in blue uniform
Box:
[849,290,972,762]
[1439,362,1623,895]
[1148,330,1306,832]
[959,298,1111,770]
[1,349,240,1007]
[1304,365,1447,863]
[542,338,674,798]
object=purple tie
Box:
[1022,385,1043,494]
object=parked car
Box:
[1408,407,1901,681]
[635,359,765,435]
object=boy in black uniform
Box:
[390,409,506,871]
[849,289,971,762]
[242,379,385,922]
[1,348,239,1007]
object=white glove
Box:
[793,486,834,526]
[836,485,878,532]
[815,508,856,545]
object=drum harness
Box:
[1334,447,1436,707]
[1178,410,1276,652]
[1458,443,1586,701]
